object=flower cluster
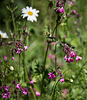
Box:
[56,0,64,7]
[56,0,65,13]
[2,92,11,98]
[48,72,56,79]
[12,80,28,95]
[12,80,40,97]
[48,69,65,83]
[0,85,11,98]
[63,44,82,63]
[16,41,28,54]
[16,48,23,54]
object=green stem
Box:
[55,17,58,70]
[30,86,37,100]
[41,43,49,93]
[31,0,33,7]
[55,44,57,70]
[49,7,52,32]
[16,92,17,100]
[44,43,49,71]
[55,21,57,70]
[3,64,6,87]
[12,12,16,35]
[52,79,60,100]
[22,50,29,82]
[52,16,59,36]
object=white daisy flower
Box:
[21,6,39,22]
[0,31,8,38]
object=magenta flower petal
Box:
[16,84,21,89]
[29,80,34,84]
[60,78,65,83]
[76,56,82,62]
[36,91,40,96]
[59,7,64,13]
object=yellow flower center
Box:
[1,35,3,38]
[28,11,33,16]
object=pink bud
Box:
[60,78,65,83]
[64,55,67,60]
[73,10,76,14]
[29,80,34,84]
[12,57,14,60]
[64,35,66,38]
[48,54,53,59]
[36,91,40,96]
[24,46,28,51]
[16,84,21,89]
[20,38,22,41]
[4,55,7,61]
[51,42,55,45]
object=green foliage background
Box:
[0,0,87,100]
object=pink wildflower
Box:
[69,51,76,58]
[62,89,68,94]
[48,54,53,59]
[51,42,55,45]
[64,35,66,38]
[66,57,74,63]
[59,7,64,13]
[48,72,55,79]
[73,10,76,14]
[29,80,34,84]
[20,38,22,41]
[16,84,21,89]
[64,55,67,60]
[16,48,23,54]
[62,89,68,98]
[4,55,7,61]
[76,56,82,62]
[2,92,11,98]
[24,46,28,51]
[12,57,14,60]
[68,1,73,5]
[35,91,40,96]
[4,85,9,91]
[23,88,28,95]
[60,78,65,83]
